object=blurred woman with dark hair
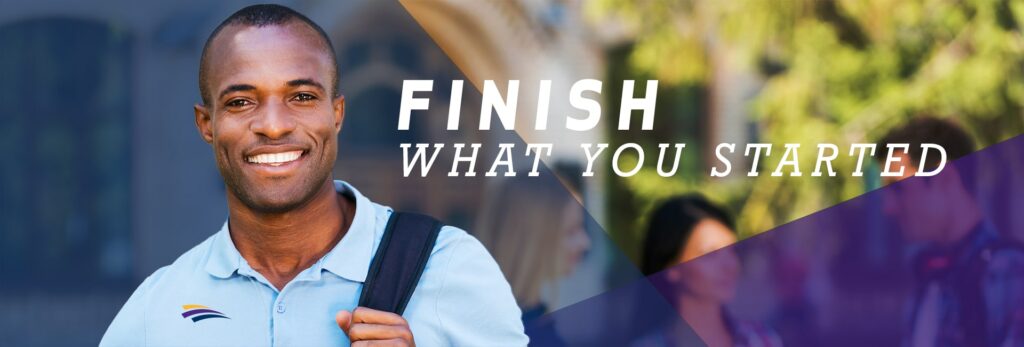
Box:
[635,194,782,347]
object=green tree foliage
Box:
[588,0,1024,259]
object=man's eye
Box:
[293,93,317,102]
[226,99,252,108]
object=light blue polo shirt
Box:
[101,180,527,346]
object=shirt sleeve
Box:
[100,267,167,347]
[434,226,529,346]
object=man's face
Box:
[880,153,954,243]
[195,22,344,214]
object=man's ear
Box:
[194,104,214,144]
[333,94,346,134]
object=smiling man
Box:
[100,4,526,346]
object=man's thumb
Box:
[335,310,353,334]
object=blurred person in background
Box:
[636,194,782,347]
[475,177,592,345]
[874,116,1024,346]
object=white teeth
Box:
[246,150,302,165]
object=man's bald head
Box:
[199,4,338,106]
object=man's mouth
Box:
[245,150,304,166]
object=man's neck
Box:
[939,197,983,247]
[227,180,354,290]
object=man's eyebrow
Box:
[219,84,256,99]
[287,79,325,91]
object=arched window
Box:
[335,36,428,151]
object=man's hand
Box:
[336,307,415,346]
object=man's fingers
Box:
[339,307,414,346]
[335,310,353,334]
[352,339,406,347]
[348,323,413,341]
[352,307,406,325]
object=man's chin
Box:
[251,198,295,213]
[230,180,323,214]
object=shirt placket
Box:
[234,265,290,346]
[239,260,325,347]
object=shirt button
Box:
[276,303,286,313]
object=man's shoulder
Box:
[424,224,501,281]
[427,224,494,266]
[433,225,472,252]
[978,239,1024,274]
[367,200,477,258]
[966,231,1024,264]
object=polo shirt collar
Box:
[320,180,378,282]
[204,180,379,283]
[205,220,242,279]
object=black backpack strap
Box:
[358,212,443,315]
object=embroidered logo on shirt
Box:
[181,304,229,322]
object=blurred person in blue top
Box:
[100,4,526,346]
[874,116,1024,347]
[634,195,783,347]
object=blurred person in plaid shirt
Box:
[876,116,1024,347]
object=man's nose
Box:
[250,100,296,139]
